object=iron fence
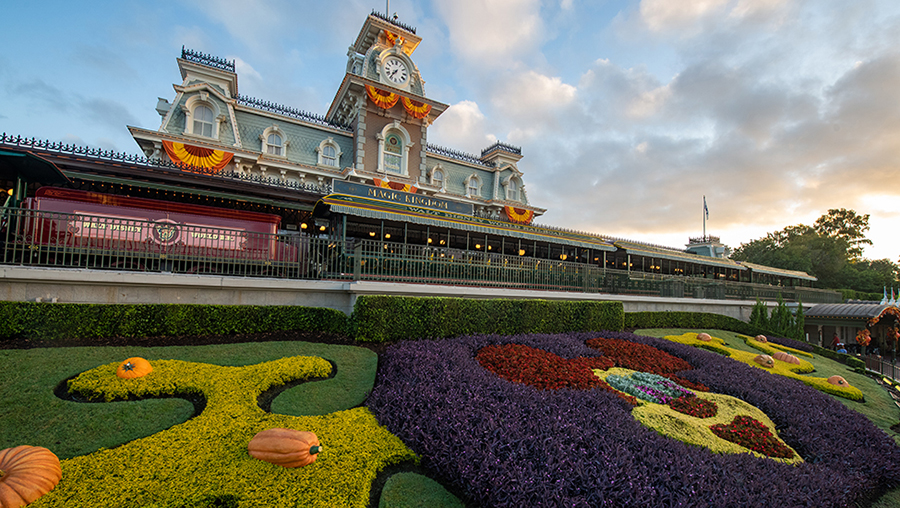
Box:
[865,355,900,382]
[0,207,842,303]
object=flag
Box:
[703,196,709,219]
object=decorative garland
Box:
[401,97,431,119]
[373,178,417,194]
[385,31,404,48]
[162,140,233,171]
[504,206,534,225]
[366,85,399,110]
[869,306,900,326]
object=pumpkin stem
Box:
[0,468,4,478]
[309,445,321,455]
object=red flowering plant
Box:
[710,415,795,459]
[856,329,872,347]
[475,343,638,404]
[668,395,718,418]
[585,337,709,392]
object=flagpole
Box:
[702,196,706,241]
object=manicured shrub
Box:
[351,296,624,342]
[367,331,900,507]
[0,302,347,341]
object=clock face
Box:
[383,56,409,85]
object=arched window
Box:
[431,168,444,190]
[266,133,283,156]
[322,145,336,166]
[316,137,343,168]
[506,179,518,201]
[182,92,223,139]
[384,133,402,173]
[193,105,214,138]
[466,174,481,197]
[261,126,289,158]
[376,122,412,176]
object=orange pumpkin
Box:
[248,428,321,468]
[755,335,768,343]
[696,333,712,342]
[772,351,800,365]
[827,375,848,386]
[0,445,62,508]
[116,357,153,379]
[754,354,774,368]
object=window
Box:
[322,145,336,166]
[506,179,518,201]
[261,126,288,158]
[266,133,283,155]
[431,168,444,190]
[376,122,412,176]
[193,105,214,138]
[316,137,343,168]
[182,92,223,139]
[384,134,402,173]
[466,175,481,197]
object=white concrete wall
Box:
[0,265,759,320]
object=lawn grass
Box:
[0,341,377,460]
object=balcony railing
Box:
[0,208,842,303]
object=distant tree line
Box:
[750,296,805,341]
[731,209,899,297]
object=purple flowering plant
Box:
[366,331,900,507]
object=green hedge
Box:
[0,302,348,340]
[350,296,624,342]
[812,345,866,370]
[625,311,769,336]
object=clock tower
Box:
[327,12,448,186]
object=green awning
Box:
[615,241,746,270]
[318,193,617,251]
[0,149,70,184]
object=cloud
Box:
[428,100,495,154]
[490,70,576,128]
[82,98,140,133]
[435,0,543,65]
[11,79,70,111]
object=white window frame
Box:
[261,125,289,158]
[376,121,413,176]
[316,137,343,168]
[465,174,482,198]
[430,165,445,191]
[181,92,225,140]
[504,176,522,202]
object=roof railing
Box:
[234,95,351,131]
[426,144,494,167]
[0,133,330,194]
[370,10,417,34]
[181,46,235,73]
[481,141,522,157]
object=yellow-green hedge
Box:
[34,356,416,507]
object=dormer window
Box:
[193,105,214,138]
[431,167,444,190]
[266,133,283,156]
[182,92,225,139]
[465,174,482,198]
[506,178,520,201]
[261,126,289,158]
[316,137,343,168]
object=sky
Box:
[1,0,899,262]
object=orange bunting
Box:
[374,178,417,194]
[402,96,432,119]
[505,206,534,225]
[162,140,233,172]
[385,31,404,47]
[366,85,400,109]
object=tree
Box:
[749,298,770,331]
[793,299,805,342]
[813,209,872,261]
[731,208,896,293]
[769,294,793,339]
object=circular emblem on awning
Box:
[151,219,180,245]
